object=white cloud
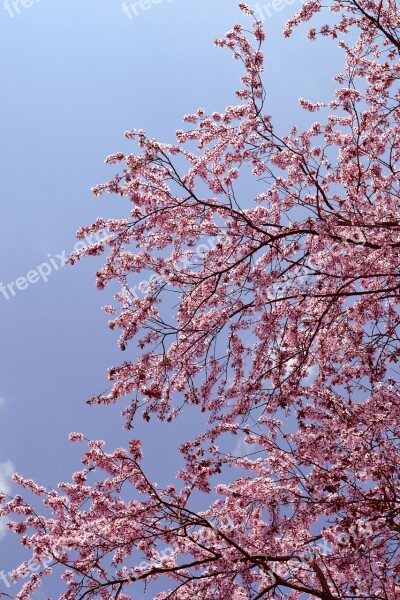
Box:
[0,517,8,539]
[0,397,5,410]
[0,460,14,495]
[232,435,251,458]
[0,460,15,540]
[301,364,318,386]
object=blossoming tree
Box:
[2,1,400,598]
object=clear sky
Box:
[0,0,341,596]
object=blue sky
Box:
[0,0,342,596]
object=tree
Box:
[2,1,400,598]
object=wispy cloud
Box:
[232,435,252,458]
[0,460,15,540]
